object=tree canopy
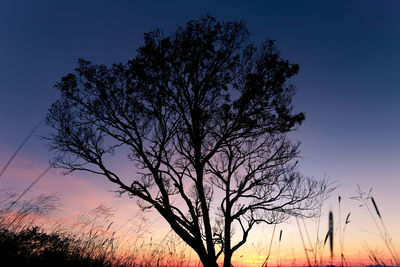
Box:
[46,16,332,267]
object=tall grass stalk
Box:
[351,185,399,265]
[276,230,282,267]
[0,121,42,180]
[370,196,399,265]
[338,196,343,266]
[302,218,317,263]
[261,224,276,267]
[7,166,51,208]
[313,219,321,265]
[338,196,350,267]
[338,196,342,265]
[296,217,311,267]
[340,212,350,267]
[330,211,333,260]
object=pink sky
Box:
[1,143,399,266]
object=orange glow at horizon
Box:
[1,147,399,267]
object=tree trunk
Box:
[223,226,232,267]
[223,252,232,267]
[223,183,233,267]
[199,254,219,267]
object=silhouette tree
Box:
[46,16,332,267]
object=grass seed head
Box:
[370,197,381,219]
[345,212,351,224]
[329,211,333,257]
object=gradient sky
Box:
[1,1,400,266]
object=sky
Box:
[1,0,400,266]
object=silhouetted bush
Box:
[0,226,116,267]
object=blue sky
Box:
[2,0,400,182]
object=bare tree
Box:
[46,16,333,267]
